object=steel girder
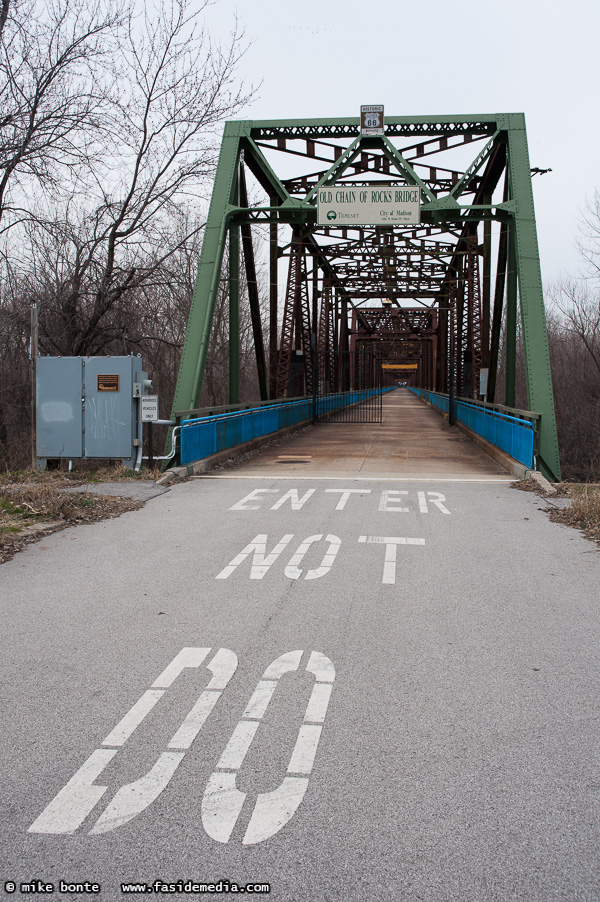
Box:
[171,114,560,480]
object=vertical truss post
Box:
[239,169,268,401]
[482,213,491,369]
[487,221,507,404]
[312,263,319,412]
[339,297,349,391]
[506,113,560,479]
[437,293,448,394]
[229,219,240,404]
[318,280,335,392]
[171,122,242,414]
[298,239,314,395]
[276,233,300,397]
[455,261,464,395]
[431,312,438,392]
[466,231,482,398]
[269,195,279,399]
[504,222,517,408]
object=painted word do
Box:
[29,647,334,846]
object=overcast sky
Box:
[206,0,599,285]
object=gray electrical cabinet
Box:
[36,355,151,468]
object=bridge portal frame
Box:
[170,114,561,481]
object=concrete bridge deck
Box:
[222,387,510,480]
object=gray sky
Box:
[207,0,599,284]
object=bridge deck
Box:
[224,388,511,480]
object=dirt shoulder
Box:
[0,467,183,565]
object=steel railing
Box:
[179,388,394,465]
[409,388,539,469]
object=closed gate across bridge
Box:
[317,347,383,424]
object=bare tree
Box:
[552,280,600,379]
[0,0,123,232]
[0,0,255,467]
[21,0,253,357]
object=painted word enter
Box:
[229,489,451,514]
[216,534,425,584]
[29,647,334,846]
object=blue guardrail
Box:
[180,389,392,465]
[409,388,536,469]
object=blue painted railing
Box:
[409,388,538,469]
[180,388,392,465]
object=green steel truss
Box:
[171,114,561,480]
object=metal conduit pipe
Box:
[134,420,179,471]
[140,425,180,465]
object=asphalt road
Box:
[1,472,599,902]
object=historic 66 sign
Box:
[360,104,384,135]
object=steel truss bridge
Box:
[171,114,561,481]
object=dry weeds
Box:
[0,467,155,564]
[513,477,600,547]
[547,485,600,546]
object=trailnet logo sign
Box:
[317,184,421,226]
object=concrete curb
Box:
[453,421,530,479]
[528,470,558,495]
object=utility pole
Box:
[30,304,38,469]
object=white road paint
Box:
[102,690,165,747]
[287,725,322,774]
[202,773,246,844]
[28,749,117,834]
[379,490,409,512]
[242,680,278,719]
[325,488,371,510]
[306,650,336,683]
[205,648,239,689]
[229,489,278,510]
[358,536,426,584]
[29,647,236,836]
[30,647,333,843]
[201,650,335,846]
[89,752,185,835]
[152,647,212,688]
[284,534,341,580]
[227,487,453,515]
[216,533,429,583]
[304,682,333,722]
[270,489,315,510]
[201,475,512,482]
[215,534,294,580]
[263,650,303,679]
[424,492,451,514]
[242,778,309,846]
[216,721,261,770]
[168,691,222,750]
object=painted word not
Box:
[216,534,425,584]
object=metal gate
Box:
[317,347,383,424]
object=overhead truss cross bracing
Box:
[171,114,561,480]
